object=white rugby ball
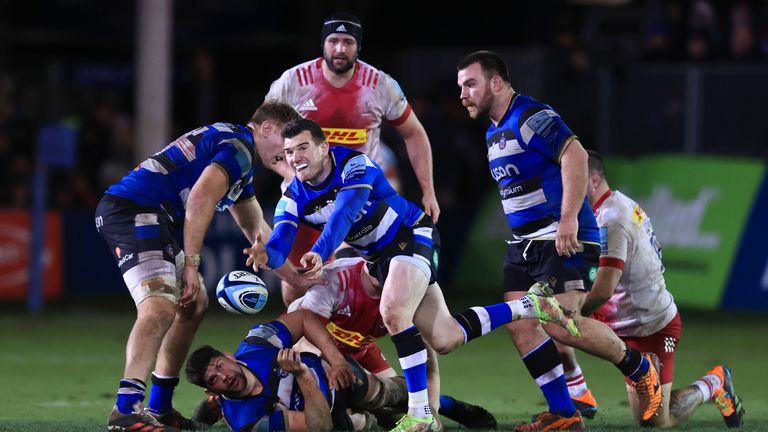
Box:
[215,270,269,315]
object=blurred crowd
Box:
[1,0,767,211]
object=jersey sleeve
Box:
[310,187,370,261]
[210,137,254,186]
[516,105,577,163]
[599,216,629,270]
[235,177,255,203]
[244,320,294,348]
[299,282,339,319]
[339,153,378,188]
[264,69,293,102]
[378,73,411,126]
[265,189,301,269]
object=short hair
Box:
[185,345,223,388]
[586,149,606,177]
[249,100,302,127]
[457,50,510,83]
[281,118,326,144]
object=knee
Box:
[380,304,412,334]
[431,338,461,355]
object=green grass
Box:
[0,298,765,431]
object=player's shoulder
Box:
[512,94,558,125]
[334,147,375,182]
[598,191,635,226]
[356,59,397,90]
[275,58,323,87]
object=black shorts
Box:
[94,194,180,274]
[367,217,441,287]
[503,239,599,294]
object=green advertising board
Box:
[456,156,764,310]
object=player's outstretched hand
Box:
[328,360,354,390]
[244,232,270,271]
[299,251,324,279]
[277,348,309,377]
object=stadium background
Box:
[1,0,767,430]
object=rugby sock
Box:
[116,378,146,415]
[615,346,650,381]
[564,365,589,397]
[453,296,538,344]
[522,338,576,417]
[438,395,456,412]
[391,326,431,419]
[693,373,723,401]
[146,373,179,414]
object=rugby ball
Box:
[215,270,269,315]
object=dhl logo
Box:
[326,322,376,348]
[322,128,367,145]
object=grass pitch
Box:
[0,297,765,431]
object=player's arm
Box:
[277,349,333,432]
[182,164,229,305]
[582,266,622,317]
[557,139,589,256]
[278,309,353,390]
[309,186,370,262]
[229,198,271,244]
[394,112,440,223]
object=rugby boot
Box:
[710,364,745,428]
[390,414,440,432]
[515,411,585,431]
[571,389,598,419]
[527,281,581,337]
[632,352,663,421]
[107,405,179,431]
[145,407,209,430]
[439,398,497,429]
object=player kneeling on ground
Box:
[185,309,409,431]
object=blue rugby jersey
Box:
[220,321,331,432]
[487,94,598,242]
[265,146,424,267]
[105,123,256,223]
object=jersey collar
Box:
[591,189,613,213]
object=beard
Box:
[324,52,356,74]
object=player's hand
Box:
[555,217,581,257]
[422,194,441,224]
[244,232,270,271]
[277,348,309,377]
[299,252,323,279]
[328,360,354,390]
[180,265,201,308]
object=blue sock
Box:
[116,378,145,414]
[453,303,513,343]
[615,347,650,382]
[391,326,431,418]
[146,373,179,414]
[439,395,456,411]
[522,339,576,418]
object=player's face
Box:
[204,355,248,397]
[323,34,358,74]
[284,131,329,184]
[457,63,494,119]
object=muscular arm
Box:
[557,139,589,256]
[184,164,229,257]
[278,309,352,389]
[394,112,440,223]
[229,198,271,245]
[581,266,622,317]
